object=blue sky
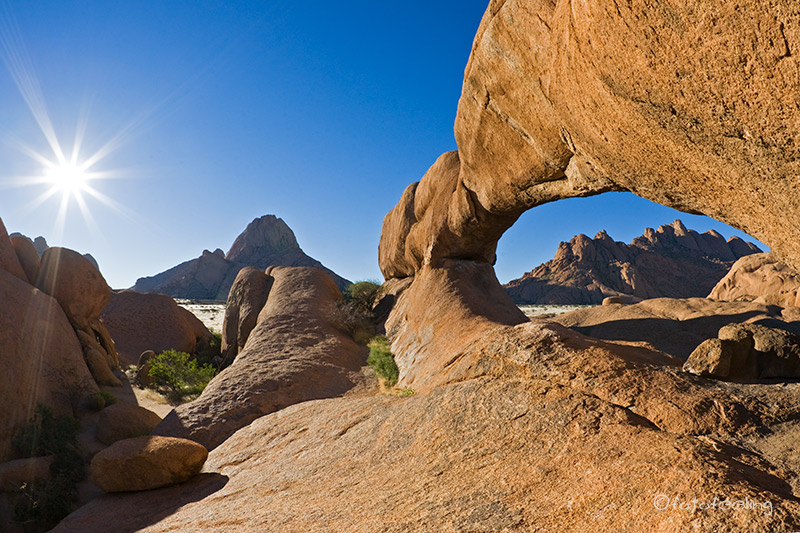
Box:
[0,1,766,290]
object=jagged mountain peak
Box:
[505,222,762,304]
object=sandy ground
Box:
[518,304,595,317]
[176,300,225,333]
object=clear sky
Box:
[0,1,767,290]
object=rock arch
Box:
[379,0,800,390]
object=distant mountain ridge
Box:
[133,215,350,301]
[504,220,762,304]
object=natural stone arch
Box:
[379,0,800,390]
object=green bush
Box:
[367,335,399,386]
[195,331,222,367]
[12,405,84,532]
[148,349,217,401]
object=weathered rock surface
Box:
[134,215,349,300]
[96,404,162,446]
[0,269,97,461]
[152,266,366,450]
[220,266,272,364]
[505,220,760,304]
[710,252,800,307]
[9,235,40,285]
[35,247,110,330]
[55,320,800,531]
[89,436,208,492]
[553,297,800,360]
[100,291,213,367]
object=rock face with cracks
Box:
[152,266,366,450]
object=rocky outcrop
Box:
[685,323,800,379]
[10,233,100,272]
[152,267,366,450]
[134,215,349,300]
[100,291,214,367]
[220,267,272,364]
[89,436,208,492]
[52,2,800,530]
[0,220,27,283]
[0,268,97,461]
[553,297,800,360]
[504,220,760,304]
[34,247,120,385]
[96,404,162,445]
[378,0,800,388]
[710,252,800,307]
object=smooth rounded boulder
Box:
[35,247,111,329]
[221,266,272,364]
[90,436,208,492]
[100,291,214,367]
[9,235,40,285]
[96,404,162,445]
[710,253,800,307]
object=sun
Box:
[44,162,89,195]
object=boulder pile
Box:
[0,218,120,462]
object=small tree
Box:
[344,280,381,312]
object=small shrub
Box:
[87,390,118,412]
[13,405,79,459]
[148,349,217,401]
[330,300,376,345]
[14,476,77,532]
[195,331,222,367]
[98,389,118,407]
[367,335,399,386]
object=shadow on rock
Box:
[53,473,228,533]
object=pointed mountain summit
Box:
[504,220,762,304]
[134,215,349,301]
